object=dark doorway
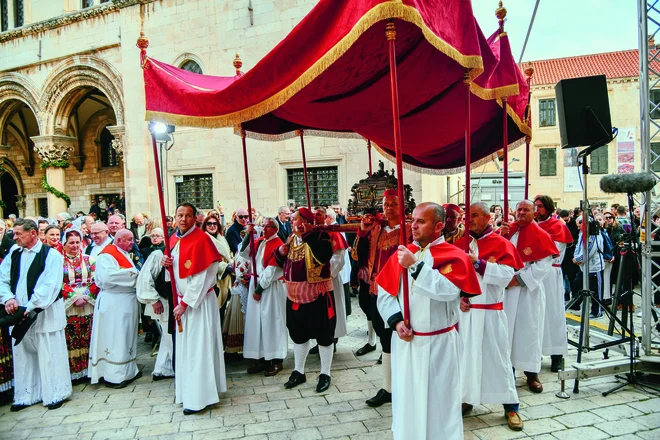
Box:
[1,173,18,217]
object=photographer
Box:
[573,217,606,318]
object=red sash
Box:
[169,227,223,279]
[454,231,524,270]
[255,236,284,268]
[413,323,458,336]
[537,216,573,244]
[470,302,503,310]
[99,244,133,269]
[504,221,559,263]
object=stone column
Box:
[106,125,125,159]
[31,135,76,217]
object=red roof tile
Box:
[526,49,643,86]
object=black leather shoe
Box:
[153,374,174,381]
[355,343,376,356]
[183,408,203,415]
[246,362,266,374]
[284,370,306,389]
[10,404,30,412]
[376,354,382,364]
[365,389,391,407]
[106,371,142,389]
[550,355,563,373]
[145,332,153,343]
[316,374,331,393]
[47,400,64,410]
[309,345,319,355]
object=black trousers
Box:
[369,290,392,353]
[287,292,336,346]
[358,280,372,320]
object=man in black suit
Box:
[0,219,15,261]
[275,206,292,242]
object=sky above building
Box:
[471,0,638,62]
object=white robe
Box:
[330,247,347,338]
[136,250,174,377]
[542,242,569,356]
[240,237,288,361]
[89,248,140,384]
[503,232,553,373]
[377,237,463,440]
[88,236,112,260]
[0,242,71,406]
[171,227,227,411]
[460,236,518,405]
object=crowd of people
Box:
[0,192,647,439]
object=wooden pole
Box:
[297,129,312,209]
[503,98,509,217]
[386,20,410,327]
[367,139,373,176]
[464,70,472,237]
[240,128,259,282]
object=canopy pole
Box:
[502,97,510,217]
[386,20,410,327]
[149,131,182,333]
[296,129,312,209]
[523,63,535,199]
[240,128,259,282]
[367,139,373,176]
[464,70,472,240]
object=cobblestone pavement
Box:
[0,296,659,440]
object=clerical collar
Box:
[177,226,196,239]
[470,225,493,240]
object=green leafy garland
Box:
[41,159,71,206]
[0,200,6,210]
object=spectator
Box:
[275,206,292,242]
[89,199,101,219]
[37,219,49,243]
[165,216,175,237]
[141,228,165,260]
[44,225,63,254]
[195,211,206,228]
[56,212,71,229]
[0,219,15,261]
[97,196,107,221]
[573,218,605,318]
[130,213,148,242]
[226,208,249,255]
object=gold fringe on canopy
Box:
[232,126,364,142]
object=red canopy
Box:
[142,0,531,171]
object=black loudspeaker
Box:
[555,74,613,149]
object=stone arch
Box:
[40,55,124,136]
[172,52,207,74]
[80,107,119,170]
[0,157,26,217]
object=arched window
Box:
[99,126,119,168]
[180,60,203,74]
[13,0,23,27]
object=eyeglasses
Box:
[206,222,219,227]
[237,215,249,220]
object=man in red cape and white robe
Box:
[455,202,525,431]
[161,203,226,415]
[502,200,559,394]
[376,203,481,440]
[535,195,573,372]
[240,217,287,376]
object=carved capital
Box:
[31,135,77,162]
[106,125,125,157]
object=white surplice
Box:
[330,246,347,338]
[89,247,140,384]
[542,242,568,356]
[88,236,112,260]
[460,236,518,405]
[377,237,463,440]
[0,241,71,406]
[503,232,552,373]
[136,250,174,377]
[239,236,288,361]
[171,227,227,411]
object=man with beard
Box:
[534,195,573,372]
[226,208,249,255]
[455,202,524,431]
[352,189,411,407]
[275,208,335,392]
[501,200,558,394]
[442,204,465,244]
[376,203,480,440]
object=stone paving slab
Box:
[1,297,659,440]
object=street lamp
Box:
[148,122,176,212]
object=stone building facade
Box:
[0,0,644,219]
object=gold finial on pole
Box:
[234,53,243,76]
[136,32,150,68]
[496,1,507,34]
[524,61,535,79]
[385,21,396,41]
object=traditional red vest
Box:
[255,236,284,268]
[505,221,559,263]
[99,244,133,269]
[537,216,573,244]
[376,241,482,298]
[169,227,223,279]
[454,231,524,270]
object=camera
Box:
[587,217,600,236]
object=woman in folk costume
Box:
[44,225,63,254]
[224,255,249,355]
[61,228,100,381]
[0,328,12,399]
[201,214,233,321]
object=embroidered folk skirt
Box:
[222,291,245,354]
[65,314,93,380]
[0,328,13,392]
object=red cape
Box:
[376,241,481,298]
[505,221,559,263]
[454,232,524,270]
[170,227,223,279]
[329,231,349,252]
[255,236,284,268]
[99,244,133,269]
[537,217,573,244]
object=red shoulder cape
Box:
[99,244,133,269]
[376,241,481,298]
[454,232,524,270]
[505,221,559,263]
[170,227,223,278]
[537,217,573,244]
[329,231,349,252]
[255,236,284,268]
